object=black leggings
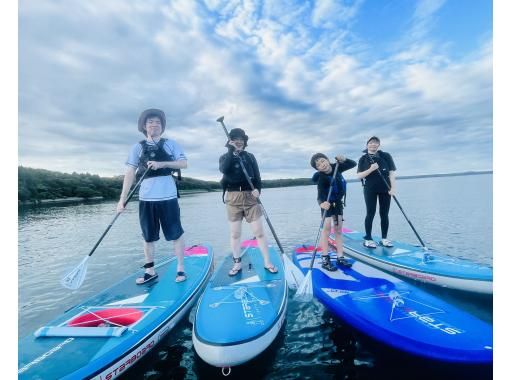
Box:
[363,187,391,240]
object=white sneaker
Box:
[381,239,393,247]
[363,240,377,248]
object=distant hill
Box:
[18,166,491,205]
[18,167,222,205]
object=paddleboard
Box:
[328,228,492,294]
[292,244,493,363]
[18,244,213,379]
[192,239,287,368]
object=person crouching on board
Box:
[310,153,356,271]
[117,108,187,284]
[219,128,278,276]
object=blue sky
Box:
[18,0,493,180]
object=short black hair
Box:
[310,153,329,169]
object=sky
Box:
[18,0,493,181]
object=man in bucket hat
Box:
[117,108,188,284]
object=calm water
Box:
[18,174,493,379]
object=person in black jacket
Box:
[357,136,397,248]
[219,128,278,276]
[310,153,356,271]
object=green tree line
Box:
[18,166,313,205]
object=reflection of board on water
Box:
[18,245,214,379]
[193,239,287,369]
[292,244,492,364]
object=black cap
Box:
[225,128,249,147]
[366,136,380,145]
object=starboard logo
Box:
[408,310,464,335]
[19,338,75,374]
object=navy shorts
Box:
[139,199,184,243]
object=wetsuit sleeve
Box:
[316,174,330,203]
[338,158,357,173]
[357,155,368,173]
[250,153,262,192]
[383,152,396,171]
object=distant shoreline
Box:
[18,189,216,208]
[19,170,491,208]
[350,170,493,183]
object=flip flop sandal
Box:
[136,272,158,285]
[229,257,242,276]
[264,265,278,274]
[175,271,187,283]
[228,265,242,276]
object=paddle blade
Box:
[61,256,89,290]
[282,254,305,290]
[294,270,313,302]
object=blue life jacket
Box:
[312,171,348,206]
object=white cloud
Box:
[19,0,492,180]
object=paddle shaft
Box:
[308,160,340,269]
[86,167,150,257]
[217,118,285,255]
[365,153,427,248]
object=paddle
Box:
[216,116,304,289]
[60,167,151,290]
[295,158,341,302]
[365,153,428,250]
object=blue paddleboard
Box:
[193,239,287,368]
[292,244,493,363]
[19,245,213,380]
[329,228,492,294]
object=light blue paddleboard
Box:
[192,239,287,368]
[292,244,493,363]
[19,245,213,380]
[328,228,492,294]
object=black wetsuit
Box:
[315,160,357,224]
[357,150,396,240]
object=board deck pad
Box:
[193,239,287,367]
[328,228,492,293]
[19,245,213,380]
[292,244,493,363]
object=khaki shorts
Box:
[225,191,262,223]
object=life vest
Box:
[136,138,182,196]
[312,170,348,206]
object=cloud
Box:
[19,0,492,180]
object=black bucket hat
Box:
[366,136,380,145]
[310,153,329,169]
[138,109,166,136]
[225,128,249,147]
